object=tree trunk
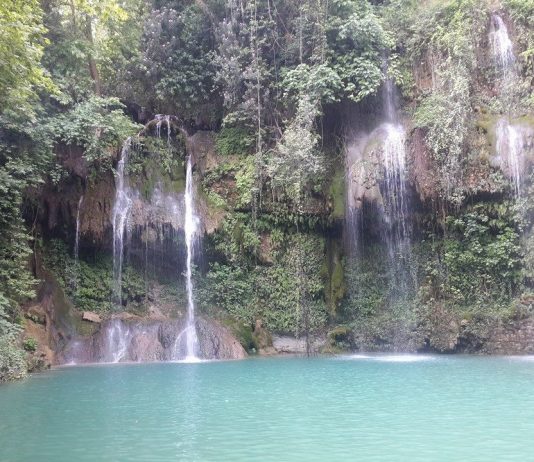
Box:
[84,16,101,96]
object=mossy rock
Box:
[222,319,259,354]
[328,169,345,221]
[323,239,345,316]
[475,112,500,155]
[327,325,352,349]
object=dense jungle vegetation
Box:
[1,0,533,380]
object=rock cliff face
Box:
[23,259,246,367]
[24,7,534,361]
[60,315,246,364]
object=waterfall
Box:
[166,115,171,146]
[489,14,526,198]
[181,156,200,360]
[155,114,172,146]
[112,138,133,306]
[155,117,162,138]
[381,124,412,295]
[489,14,515,73]
[73,195,83,290]
[381,79,413,296]
[496,121,527,198]
[105,319,131,363]
[154,115,200,360]
[345,77,414,305]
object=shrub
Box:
[23,337,37,352]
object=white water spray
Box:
[489,14,527,198]
[155,116,199,360]
[105,319,131,363]
[496,120,527,198]
[73,195,83,290]
[380,76,413,295]
[381,122,412,294]
[182,156,200,360]
[489,14,515,73]
[382,124,409,241]
[112,138,133,306]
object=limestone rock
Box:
[272,335,325,354]
[60,316,246,364]
[82,311,102,323]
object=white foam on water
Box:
[373,355,434,363]
[340,353,435,363]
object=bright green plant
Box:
[23,337,38,352]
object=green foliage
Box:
[409,0,487,203]
[42,239,147,313]
[414,64,470,202]
[134,2,218,116]
[48,96,140,169]
[0,335,26,383]
[281,64,342,104]
[504,0,534,107]
[267,97,325,206]
[200,231,327,336]
[0,122,51,339]
[0,0,56,118]
[424,204,523,307]
[215,127,254,157]
[327,0,392,102]
[0,0,57,379]
[342,247,389,318]
[126,135,187,198]
[235,156,257,209]
[42,0,143,102]
[212,213,261,264]
[0,294,26,382]
[200,263,256,322]
[23,337,38,352]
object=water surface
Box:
[1,355,534,461]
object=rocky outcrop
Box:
[82,311,102,323]
[271,335,326,355]
[60,315,247,364]
[456,316,534,355]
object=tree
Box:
[0,0,54,118]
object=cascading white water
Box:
[73,195,83,290]
[154,116,200,360]
[344,77,413,296]
[105,319,131,363]
[489,14,526,198]
[155,114,171,145]
[382,124,409,242]
[381,123,412,294]
[182,156,200,360]
[155,117,162,138]
[489,14,515,72]
[166,115,171,146]
[496,120,527,198]
[112,138,133,306]
[380,77,413,295]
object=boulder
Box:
[82,311,102,323]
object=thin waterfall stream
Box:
[156,115,200,360]
[381,79,412,295]
[178,156,200,361]
[490,14,515,72]
[73,195,83,291]
[111,137,133,306]
[496,120,525,198]
[491,14,526,198]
